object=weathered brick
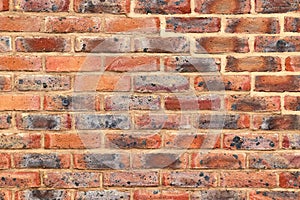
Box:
[105,95,160,110]
[194,75,251,91]
[164,56,220,72]
[132,153,188,169]
[284,96,300,111]
[0,36,11,52]
[249,191,299,200]
[280,172,300,188]
[225,17,279,33]
[225,95,281,112]
[135,114,190,130]
[249,153,300,169]
[285,17,300,32]
[166,17,220,33]
[191,190,247,200]
[14,153,70,169]
[44,94,96,111]
[134,75,189,92]
[0,95,40,111]
[0,16,41,32]
[105,132,162,149]
[104,17,159,33]
[0,190,10,200]
[0,153,10,169]
[164,132,221,149]
[75,190,130,200]
[16,113,71,131]
[256,0,300,13]
[255,75,300,92]
[45,16,101,33]
[16,75,71,91]
[196,37,249,53]
[283,134,300,149]
[75,37,130,53]
[164,95,221,110]
[0,75,11,91]
[134,190,189,200]
[196,114,250,129]
[0,172,40,188]
[223,133,278,150]
[74,153,130,169]
[134,0,190,14]
[0,0,9,11]
[15,37,71,52]
[14,0,70,12]
[45,133,101,149]
[75,114,130,130]
[220,171,276,188]
[0,114,12,129]
[0,133,41,149]
[195,0,251,14]
[74,0,130,14]
[255,36,300,52]
[0,56,42,71]
[105,56,160,72]
[163,171,217,188]
[44,172,100,188]
[191,152,245,169]
[286,56,300,71]
[16,190,71,200]
[253,115,300,130]
[103,171,159,187]
[226,56,281,72]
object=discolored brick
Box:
[14,0,70,12]
[196,114,250,129]
[253,115,300,130]
[134,0,190,14]
[74,0,130,14]
[195,0,251,14]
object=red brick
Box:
[0,153,10,169]
[256,0,300,13]
[223,133,278,150]
[164,56,220,72]
[16,37,71,52]
[0,133,41,149]
[249,191,299,200]
[0,172,40,188]
[191,190,247,200]
[191,152,245,169]
[164,95,221,110]
[134,0,190,14]
[0,56,41,71]
[249,153,300,169]
[284,96,300,111]
[134,37,189,53]
[196,114,250,129]
[45,16,101,33]
[74,0,130,14]
[225,17,279,33]
[255,36,300,52]
[132,153,188,169]
[45,133,101,149]
[16,190,71,200]
[44,172,100,188]
[105,56,160,72]
[14,0,70,12]
[225,95,281,112]
[134,190,189,200]
[226,56,281,72]
[0,95,40,111]
[220,171,276,188]
[282,134,300,149]
[285,17,300,32]
[0,16,41,32]
[105,132,162,149]
[195,75,251,91]
[76,190,130,200]
[0,190,10,200]
[196,37,249,53]
[254,115,300,130]
[166,17,220,33]
[163,171,217,188]
[0,36,11,52]
[135,114,190,130]
[0,0,9,11]
[103,171,159,187]
[75,37,130,53]
[14,153,70,169]
[74,153,130,169]
[104,17,159,33]
[0,114,11,129]
[0,75,11,91]
[286,56,300,71]
[195,0,251,14]
[255,75,300,92]
[164,132,221,149]
[280,172,300,188]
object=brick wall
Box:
[0,0,300,199]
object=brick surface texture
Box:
[0,0,300,199]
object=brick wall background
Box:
[0,0,300,199]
